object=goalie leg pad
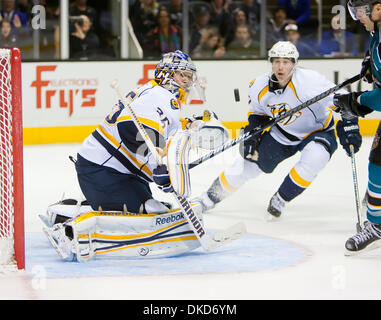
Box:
[67,202,203,261]
[167,131,192,197]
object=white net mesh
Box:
[0,49,14,265]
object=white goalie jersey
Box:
[249,68,345,145]
[78,80,182,183]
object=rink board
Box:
[25,231,308,278]
[22,59,379,145]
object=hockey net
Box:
[0,47,24,270]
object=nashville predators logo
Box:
[170,98,180,110]
[268,103,302,126]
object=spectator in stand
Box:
[69,0,98,33]
[130,0,159,45]
[318,15,358,57]
[166,0,183,30]
[209,0,232,39]
[285,23,318,57]
[225,8,256,47]
[192,27,226,58]
[277,0,310,26]
[267,7,288,48]
[226,24,260,58]
[143,6,181,58]
[70,14,100,60]
[189,5,211,53]
[277,0,318,38]
[0,19,17,47]
[0,0,28,30]
[241,0,260,26]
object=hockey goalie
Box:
[39,50,238,262]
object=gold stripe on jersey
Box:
[149,79,159,87]
[258,85,269,103]
[114,115,165,136]
[301,109,333,140]
[322,110,333,129]
[289,167,311,188]
[247,111,268,117]
[219,171,237,192]
[97,125,153,178]
[287,81,299,100]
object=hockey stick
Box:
[189,73,362,169]
[110,80,246,251]
[349,145,363,232]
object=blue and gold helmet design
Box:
[154,50,197,103]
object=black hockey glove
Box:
[360,51,373,84]
[152,165,174,193]
[333,92,373,117]
[336,117,362,156]
[239,114,271,161]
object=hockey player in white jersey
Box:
[39,50,231,261]
[197,41,362,219]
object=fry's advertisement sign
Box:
[23,61,211,128]
[30,65,97,117]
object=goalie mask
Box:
[155,50,203,104]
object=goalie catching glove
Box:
[183,110,229,150]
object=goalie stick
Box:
[189,73,362,169]
[110,80,246,251]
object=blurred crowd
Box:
[2,0,370,60]
[2,0,119,60]
[132,0,368,59]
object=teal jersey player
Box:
[334,0,381,255]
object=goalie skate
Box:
[39,198,92,227]
[43,224,76,261]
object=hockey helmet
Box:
[347,0,381,20]
[268,41,299,64]
[154,50,197,102]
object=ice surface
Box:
[2,138,381,300]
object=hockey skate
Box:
[39,198,92,227]
[43,223,76,261]
[345,221,381,255]
[266,192,286,219]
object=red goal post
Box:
[0,47,24,270]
